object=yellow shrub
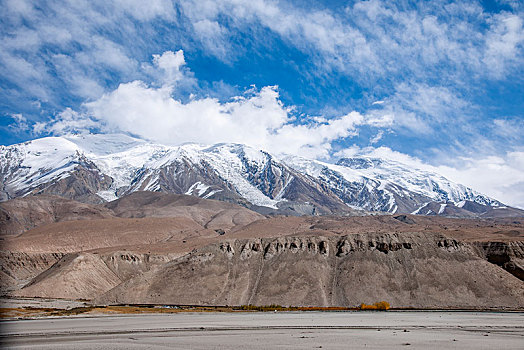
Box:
[359,301,390,310]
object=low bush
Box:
[359,301,390,310]
[238,304,284,311]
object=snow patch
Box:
[411,203,429,215]
[64,133,146,156]
[97,190,118,202]
[185,182,210,197]
[456,200,466,208]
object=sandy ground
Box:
[0,297,88,310]
[1,311,523,349]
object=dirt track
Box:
[2,311,523,349]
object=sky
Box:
[0,0,523,207]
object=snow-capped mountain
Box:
[0,134,348,216]
[283,155,503,215]
[0,134,520,217]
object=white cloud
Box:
[0,51,50,100]
[33,108,99,135]
[83,80,364,159]
[113,0,176,21]
[0,0,159,105]
[493,118,524,141]
[483,13,524,78]
[370,131,384,145]
[437,152,524,209]
[7,114,29,134]
[175,0,523,82]
[192,20,230,59]
[85,37,137,73]
[51,54,105,99]
[4,0,36,22]
[34,50,372,159]
[178,0,379,73]
[152,50,186,84]
[367,82,471,135]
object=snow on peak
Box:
[334,156,496,205]
[0,134,504,213]
[337,157,377,169]
[63,133,146,156]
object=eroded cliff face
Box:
[473,241,524,281]
[96,232,524,309]
[15,251,182,300]
[0,251,64,294]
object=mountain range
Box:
[1,133,522,218]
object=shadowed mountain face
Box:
[2,134,522,217]
[1,192,522,309]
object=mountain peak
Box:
[336,157,379,169]
[0,134,519,217]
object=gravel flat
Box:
[1,311,523,349]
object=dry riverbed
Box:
[1,311,523,349]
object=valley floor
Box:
[1,311,523,349]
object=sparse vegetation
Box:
[1,304,360,318]
[238,304,284,311]
[236,304,354,312]
[359,301,390,310]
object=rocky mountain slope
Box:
[1,133,522,217]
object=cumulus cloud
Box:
[436,152,524,209]
[35,50,375,159]
[84,80,365,158]
[152,50,186,84]
[33,108,99,135]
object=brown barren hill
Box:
[105,191,265,231]
[1,191,266,295]
[2,194,523,310]
[0,195,114,236]
[3,217,217,253]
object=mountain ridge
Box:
[1,133,522,218]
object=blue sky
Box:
[0,0,523,206]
